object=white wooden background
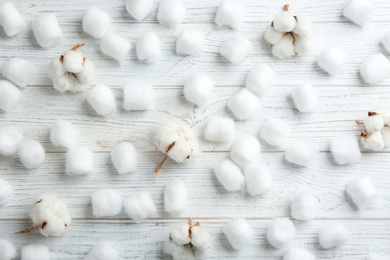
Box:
[1,0,390,259]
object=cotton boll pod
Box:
[0,178,14,205]
[21,245,50,260]
[18,139,45,169]
[273,12,297,32]
[32,14,63,48]
[62,50,85,74]
[264,24,285,45]
[214,159,245,192]
[361,130,385,151]
[123,82,153,111]
[204,117,235,143]
[363,112,385,133]
[285,142,317,167]
[136,32,161,63]
[87,85,117,116]
[50,121,79,149]
[220,35,252,63]
[294,36,314,57]
[260,119,289,147]
[183,73,214,107]
[157,0,186,27]
[293,16,313,38]
[126,0,154,21]
[163,237,185,259]
[223,218,253,250]
[0,239,17,260]
[169,222,191,245]
[100,32,132,64]
[176,29,205,56]
[227,89,260,120]
[290,84,318,113]
[360,54,390,84]
[111,142,138,174]
[82,7,111,39]
[3,58,35,88]
[230,135,261,166]
[85,242,119,260]
[65,147,94,175]
[123,192,156,221]
[0,2,26,36]
[244,165,273,196]
[191,226,212,252]
[0,126,23,156]
[164,180,188,215]
[382,31,390,53]
[91,189,123,217]
[317,46,346,75]
[266,218,296,248]
[272,33,296,59]
[283,247,315,260]
[291,191,319,221]
[245,64,275,97]
[330,135,362,165]
[343,0,374,27]
[0,80,22,112]
[346,176,377,210]
[214,0,244,30]
[318,222,350,249]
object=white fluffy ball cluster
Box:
[220,35,252,63]
[317,47,346,75]
[136,32,161,63]
[85,242,119,260]
[123,82,153,111]
[330,135,362,165]
[0,178,14,205]
[245,165,273,196]
[164,179,188,216]
[204,117,235,143]
[100,32,132,64]
[32,14,63,48]
[266,218,296,248]
[82,7,111,39]
[3,58,35,88]
[245,64,275,97]
[50,121,79,149]
[111,142,138,174]
[346,176,377,210]
[214,159,245,192]
[291,191,319,221]
[87,85,117,116]
[214,0,244,30]
[0,239,16,260]
[283,247,315,260]
[91,189,123,217]
[285,142,317,167]
[358,110,390,151]
[176,29,205,56]
[343,0,374,27]
[318,222,350,249]
[360,54,390,84]
[126,0,154,21]
[183,73,214,107]
[0,126,23,156]
[260,119,290,147]
[123,192,156,221]
[0,80,21,112]
[157,0,186,27]
[65,146,94,175]
[0,1,26,36]
[223,218,253,250]
[18,138,46,169]
[230,135,262,166]
[21,244,50,260]
[227,89,260,120]
[290,84,318,113]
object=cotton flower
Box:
[0,1,26,36]
[100,32,132,64]
[157,0,186,27]
[330,135,362,164]
[123,192,156,221]
[176,29,205,56]
[220,35,252,63]
[227,89,260,120]
[0,126,23,156]
[290,83,318,113]
[285,142,317,167]
[3,58,35,88]
[50,121,79,149]
[91,189,123,217]
[18,138,45,169]
[0,178,14,205]
[111,142,138,174]
[260,119,289,147]
[126,0,154,21]
[245,64,275,97]
[85,242,119,260]
[65,146,94,175]
[318,222,350,249]
[291,191,319,220]
[244,165,273,196]
[183,73,214,107]
[230,135,261,166]
[136,32,161,63]
[360,54,390,84]
[0,239,17,260]
[317,46,346,75]
[82,7,111,39]
[283,247,315,260]
[214,0,244,30]
[21,245,50,260]
[204,117,235,143]
[266,218,296,248]
[164,180,188,215]
[223,218,253,250]
[343,0,374,27]
[0,80,21,112]
[86,85,116,116]
[357,110,390,151]
[32,14,63,48]
[214,159,245,192]
[346,176,377,210]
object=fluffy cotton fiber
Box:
[283,247,315,260]
[65,146,94,175]
[330,135,362,165]
[0,178,13,205]
[136,32,161,63]
[176,29,205,56]
[32,14,63,48]
[360,54,390,84]
[291,191,319,221]
[123,82,153,111]
[157,0,186,27]
[0,239,16,260]
[100,32,131,63]
[214,0,244,30]
[3,58,35,87]
[260,119,289,147]
[111,142,138,174]
[343,0,374,27]
[85,242,119,260]
[266,218,296,248]
[346,176,377,210]
[227,89,260,120]
[164,179,187,215]
[50,121,79,149]
[318,222,350,249]
[0,1,26,36]
[126,0,154,21]
[220,35,252,63]
[204,117,234,143]
[82,7,111,39]
[382,31,390,53]
[0,126,23,156]
[0,80,21,112]
[285,142,317,167]
[245,165,273,196]
[223,218,253,250]
[290,84,318,113]
[245,64,275,97]
[87,85,116,116]
[230,135,261,166]
[18,138,45,169]
[21,244,50,260]
[91,189,123,217]
[214,159,245,192]
[123,192,156,221]
[183,74,214,107]
[317,47,346,75]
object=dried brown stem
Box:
[188,218,201,238]
[368,111,378,116]
[71,42,85,51]
[16,221,47,234]
[356,119,364,125]
[154,142,176,175]
[59,55,64,63]
[284,4,290,11]
[361,128,369,138]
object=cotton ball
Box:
[191,226,213,252]
[260,119,289,147]
[283,247,315,260]
[100,32,131,63]
[157,0,186,27]
[111,142,138,174]
[227,89,260,120]
[85,242,119,260]
[382,31,390,53]
[214,0,244,30]
[183,73,214,106]
[65,147,94,175]
[50,121,79,149]
[169,222,191,245]
[293,16,313,38]
[123,82,153,111]
[317,47,346,75]
[266,218,295,248]
[0,126,23,156]
[294,36,314,57]
[361,131,385,151]
[343,0,374,27]
[176,29,205,56]
[204,117,234,143]
[126,0,153,21]
[163,237,185,258]
[3,58,35,87]
[245,64,275,97]
[91,189,123,217]
[136,32,161,63]
[0,178,14,205]
[273,12,297,32]
[220,35,252,63]
[223,218,253,250]
[346,176,377,210]
[0,239,16,260]
[0,80,21,112]
[330,135,362,165]
[214,159,245,192]
[264,25,284,45]
[364,113,384,133]
[87,85,116,116]
[244,165,273,196]
[291,191,319,220]
[0,2,26,36]
[21,245,50,260]
[164,180,187,215]
[360,54,390,84]
[32,14,63,48]
[272,33,296,59]
[18,139,45,169]
[82,7,111,39]
[290,84,318,113]
[230,135,261,166]
[123,192,156,221]
[285,142,317,167]
[318,222,350,249]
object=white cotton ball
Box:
[0,178,14,205]
[266,218,296,248]
[87,85,116,116]
[91,189,123,217]
[214,0,244,30]
[360,53,390,84]
[126,0,153,21]
[157,0,186,27]
[245,64,275,97]
[169,222,191,245]
[183,73,214,107]
[291,191,319,221]
[293,16,313,38]
[29,194,71,237]
[123,82,153,111]
[230,135,261,166]
[0,80,22,112]
[111,142,138,174]
[382,31,390,53]
[191,226,213,252]
[3,58,35,87]
[123,192,156,221]
[382,126,390,146]
[18,139,45,169]
[227,89,260,120]
[220,35,252,64]
[317,47,346,75]
[223,218,253,250]
[290,83,318,113]
[283,247,315,260]
[244,165,273,196]
[0,239,16,260]
[343,0,374,27]
[164,180,187,215]
[364,114,384,133]
[294,36,314,57]
[214,159,245,192]
[0,2,26,36]
[330,135,362,164]
[82,7,111,39]
[285,142,317,167]
[163,237,185,258]
[176,29,205,56]
[0,126,23,156]
[273,12,297,32]
[346,176,377,210]
[32,14,63,48]
[318,222,350,249]
[62,51,85,74]
[264,25,284,45]
[260,119,289,147]
[272,33,296,59]
[85,242,119,260]
[50,121,78,149]
[136,32,161,63]
[100,32,131,63]
[204,117,234,143]
[21,245,50,260]
[65,147,94,175]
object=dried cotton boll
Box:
[100,32,131,63]
[364,113,384,133]
[18,139,45,169]
[317,47,346,75]
[260,119,290,147]
[82,7,111,39]
[111,142,138,174]
[32,14,63,48]
[220,35,252,63]
[0,126,23,156]
[21,245,50,260]
[164,180,188,215]
[227,89,260,120]
[0,80,22,112]
[157,0,186,27]
[169,222,191,245]
[87,85,116,116]
[382,31,390,53]
[123,192,156,221]
[293,16,313,38]
[283,247,315,260]
[0,1,26,36]
[50,121,79,149]
[91,189,123,217]
[214,159,245,192]
[0,239,17,260]
[126,0,154,21]
[290,84,318,113]
[191,226,213,253]
[65,147,94,175]
[291,191,319,221]
[346,176,377,210]
[285,142,317,167]
[176,29,205,56]
[294,36,314,57]
[273,12,297,32]
[230,135,261,166]
[3,58,35,88]
[330,135,362,164]
[223,218,253,250]
[264,25,284,45]
[272,33,296,59]
[266,218,296,248]
[85,242,119,260]
[183,73,214,107]
[244,165,273,196]
[318,222,350,249]
[136,32,161,63]
[343,0,374,27]
[204,117,235,143]
[123,82,153,111]
[0,178,14,205]
[214,1,244,30]
[360,54,390,84]
[245,64,275,97]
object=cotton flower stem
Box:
[15,221,46,234]
[71,42,85,51]
[188,218,201,238]
[356,119,364,125]
[368,111,378,116]
[154,142,176,175]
